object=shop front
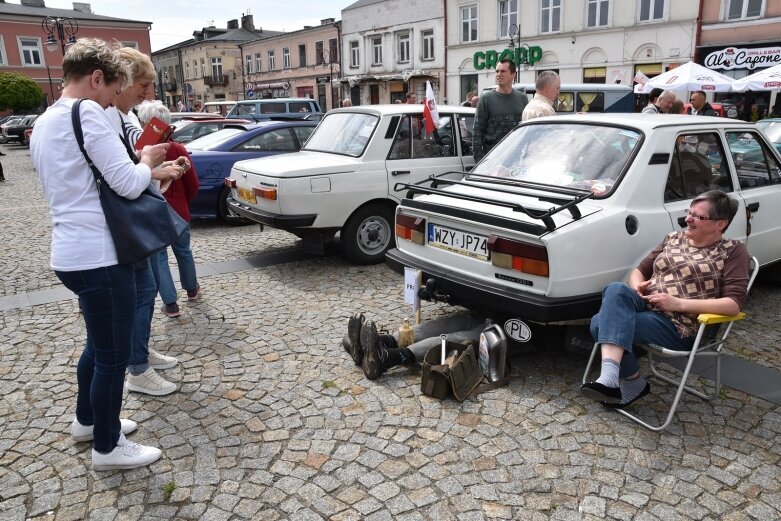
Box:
[700,44,781,120]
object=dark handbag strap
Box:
[469,360,512,398]
[71,99,105,184]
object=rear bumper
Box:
[385,248,603,323]
[227,196,317,228]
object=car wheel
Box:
[217,186,250,225]
[341,203,395,264]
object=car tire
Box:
[217,186,250,225]
[341,203,395,264]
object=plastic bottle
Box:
[398,318,414,348]
[478,321,507,382]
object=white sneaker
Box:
[92,432,162,471]
[148,348,178,370]
[126,368,177,396]
[71,417,138,442]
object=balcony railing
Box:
[163,81,177,91]
[204,75,229,86]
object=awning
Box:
[335,70,436,87]
[254,82,290,90]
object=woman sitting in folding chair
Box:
[581,190,750,408]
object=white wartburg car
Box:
[386,114,781,323]
[226,105,476,263]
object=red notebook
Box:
[134,117,173,150]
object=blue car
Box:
[186,120,317,221]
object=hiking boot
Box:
[148,349,178,370]
[92,433,162,471]
[160,303,181,318]
[361,320,388,380]
[347,313,365,366]
[187,285,202,301]
[126,368,177,396]
[71,417,137,442]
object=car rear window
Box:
[304,112,378,157]
[186,128,245,150]
[471,123,640,196]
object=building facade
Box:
[446,0,699,105]
[239,19,342,111]
[0,0,151,107]
[152,15,281,110]
[339,0,445,105]
[698,0,781,118]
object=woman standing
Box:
[30,39,177,470]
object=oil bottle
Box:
[398,318,414,348]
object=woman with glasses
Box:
[581,191,750,408]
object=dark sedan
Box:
[186,120,317,221]
[1,115,38,144]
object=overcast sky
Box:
[43,0,346,51]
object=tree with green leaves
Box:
[0,73,44,112]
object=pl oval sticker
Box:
[504,319,532,343]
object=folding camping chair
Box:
[582,256,760,432]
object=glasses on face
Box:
[684,209,714,221]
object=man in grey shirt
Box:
[472,59,528,161]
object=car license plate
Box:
[428,224,489,260]
[237,187,256,204]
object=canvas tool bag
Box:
[421,340,510,401]
[71,99,187,265]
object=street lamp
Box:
[42,16,79,56]
[507,23,530,72]
[320,49,336,110]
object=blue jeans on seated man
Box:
[56,264,136,453]
[128,257,159,375]
[590,282,695,378]
[157,226,198,306]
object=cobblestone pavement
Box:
[1,144,780,520]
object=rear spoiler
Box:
[394,172,593,233]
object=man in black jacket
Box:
[689,91,719,116]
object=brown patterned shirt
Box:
[637,232,750,338]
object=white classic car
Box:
[225,105,476,263]
[386,114,781,323]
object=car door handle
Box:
[747,202,760,212]
[391,170,410,176]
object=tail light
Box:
[224,178,236,188]
[253,187,277,201]
[396,213,425,245]
[487,235,549,277]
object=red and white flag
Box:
[422,81,440,134]
[633,71,650,86]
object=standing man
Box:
[688,91,719,116]
[472,59,528,161]
[642,89,676,114]
[522,71,560,121]
[406,92,417,104]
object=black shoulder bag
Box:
[71,99,187,265]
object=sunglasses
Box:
[684,209,717,221]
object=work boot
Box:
[361,320,391,380]
[346,313,365,365]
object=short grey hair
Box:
[659,90,677,102]
[535,70,559,91]
[137,100,171,125]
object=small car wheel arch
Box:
[341,201,397,264]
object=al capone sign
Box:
[704,46,781,70]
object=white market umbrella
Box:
[635,61,735,95]
[731,64,781,92]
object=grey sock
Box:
[619,374,647,404]
[595,359,620,388]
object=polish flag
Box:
[633,71,650,86]
[422,81,440,134]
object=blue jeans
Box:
[157,226,198,306]
[128,258,158,375]
[590,282,694,378]
[56,264,136,453]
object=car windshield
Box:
[186,128,244,151]
[757,120,781,144]
[470,123,641,196]
[303,112,378,157]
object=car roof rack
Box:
[395,172,593,233]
